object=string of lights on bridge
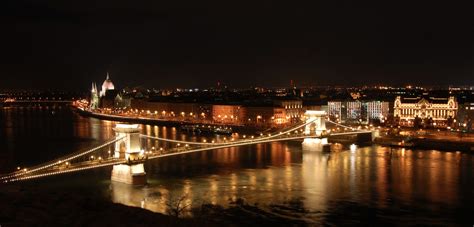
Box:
[3,120,315,182]
[1,118,372,183]
[140,119,318,146]
[4,160,126,183]
[0,137,125,181]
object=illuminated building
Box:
[274,99,303,123]
[90,82,99,110]
[89,73,118,109]
[100,72,115,97]
[394,96,457,127]
[245,99,303,126]
[328,101,342,121]
[328,100,390,124]
[366,101,390,122]
[212,105,243,124]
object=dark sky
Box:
[1,0,473,90]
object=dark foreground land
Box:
[0,184,310,227]
[0,184,205,227]
[1,181,472,226]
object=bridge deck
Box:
[1,117,373,183]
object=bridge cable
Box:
[139,118,319,146]
[0,136,125,180]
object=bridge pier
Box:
[111,124,147,185]
[302,138,331,152]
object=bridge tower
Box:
[302,111,329,152]
[111,124,147,185]
[304,110,327,136]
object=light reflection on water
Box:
[1,105,474,224]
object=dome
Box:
[102,79,115,91]
[100,72,115,96]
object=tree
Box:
[166,193,191,218]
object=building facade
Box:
[212,105,243,124]
[327,100,390,124]
[273,99,304,124]
[90,82,99,110]
[366,101,390,122]
[458,101,474,131]
[100,72,115,97]
[90,72,116,109]
[394,96,457,127]
[130,99,212,121]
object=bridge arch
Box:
[304,110,326,136]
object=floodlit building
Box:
[273,99,304,124]
[100,72,115,97]
[212,105,243,124]
[90,82,99,110]
[394,96,458,127]
[90,72,118,109]
[327,100,390,124]
[366,101,390,122]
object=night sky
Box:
[1,0,473,90]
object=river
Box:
[1,104,473,225]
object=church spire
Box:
[106,72,110,80]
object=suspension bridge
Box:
[0,111,375,185]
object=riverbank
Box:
[375,136,474,152]
[73,107,277,135]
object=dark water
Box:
[1,105,473,225]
